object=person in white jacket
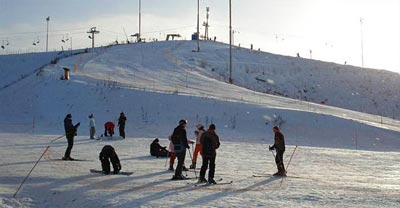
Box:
[88,114,96,139]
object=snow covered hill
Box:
[173,41,400,119]
[1,40,400,151]
[1,40,400,207]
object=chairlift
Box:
[1,45,5,49]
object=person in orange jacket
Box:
[190,124,205,169]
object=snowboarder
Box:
[190,124,205,169]
[269,126,286,176]
[99,145,121,174]
[104,121,115,137]
[118,112,127,139]
[63,114,80,160]
[199,124,220,184]
[88,114,96,139]
[150,138,169,157]
[171,119,190,180]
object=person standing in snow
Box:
[118,112,127,139]
[199,124,220,184]
[88,114,96,139]
[99,145,121,174]
[171,119,190,180]
[104,121,115,137]
[63,114,80,160]
[190,124,205,169]
[269,126,286,176]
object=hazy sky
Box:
[0,0,399,72]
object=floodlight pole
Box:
[197,0,200,52]
[46,16,50,52]
[139,0,141,42]
[360,17,364,67]
[229,0,232,84]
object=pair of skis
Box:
[191,178,233,187]
[255,145,299,180]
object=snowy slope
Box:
[0,135,399,208]
[173,41,400,119]
[1,40,400,207]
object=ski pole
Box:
[164,151,170,168]
[269,145,276,158]
[188,148,198,179]
[50,135,65,143]
[14,146,50,198]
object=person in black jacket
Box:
[150,138,169,157]
[99,145,121,174]
[171,119,190,180]
[118,112,127,139]
[269,126,286,176]
[199,124,220,184]
[63,114,80,160]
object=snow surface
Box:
[0,40,400,207]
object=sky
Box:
[0,0,399,72]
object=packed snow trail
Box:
[0,134,399,207]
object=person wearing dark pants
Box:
[99,145,121,174]
[118,112,127,139]
[199,124,220,184]
[171,119,190,180]
[63,114,80,160]
[269,126,286,176]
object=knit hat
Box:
[196,124,204,129]
[209,124,216,130]
[179,119,188,125]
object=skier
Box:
[168,135,190,171]
[99,145,121,174]
[63,114,80,160]
[190,124,205,169]
[150,138,169,157]
[199,124,220,184]
[118,112,127,139]
[104,121,115,137]
[269,126,286,176]
[88,114,96,139]
[171,119,190,180]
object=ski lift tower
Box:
[203,7,210,40]
[87,27,100,51]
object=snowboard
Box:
[90,169,133,176]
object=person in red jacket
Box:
[104,121,115,137]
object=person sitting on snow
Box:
[104,121,115,137]
[150,138,169,157]
[99,145,121,174]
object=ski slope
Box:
[0,134,399,208]
[0,40,400,207]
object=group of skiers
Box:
[63,114,287,181]
[62,112,127,161]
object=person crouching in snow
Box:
[269,126,286,176]
[150,138,169,157]
[190,124,205,169]
[104,121,115,137]
[99,145,121,174]
[88,114,96,139]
